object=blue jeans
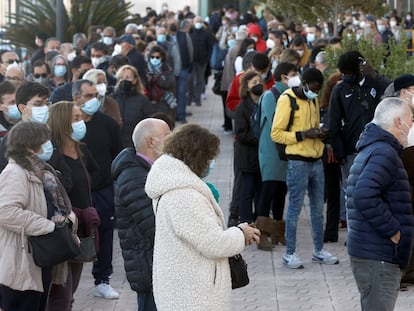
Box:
[350,257,401,311]
[285,160,324,254]
[175,68,190,121]
[341,154,356,221]
[137,292,157,311]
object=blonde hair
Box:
[115,65,144,94]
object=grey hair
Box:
[315,51,327,65]
[83,69,106,85]
[372,97,409,129]
[72,79,94,98]
[132,118,166,150]
[73,33,87,47]
[103,26,116,37]
[125,23,138,34]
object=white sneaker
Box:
[93,283,120,299]
[312,249,339,265]
[283,253,304,269]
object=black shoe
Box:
[323,236,338,243]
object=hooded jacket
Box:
[145,154,245,311]
[247,23,266,52]
[346,123,414,269]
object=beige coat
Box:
[0,161,55,292]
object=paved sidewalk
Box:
[73,82,414,311]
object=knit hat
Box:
[394,74,414,92]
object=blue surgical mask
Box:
[227,39,236,48]
[157,34,166,43]
[71,120,87,141]
[81,97,100,115]
[150,57,162,67]
[54,65,67,77]
[37,140,54,161]
[6,104,21,120]
[30,106,49,123]
[195,23,203,30]
[304,85,318,100]
[232,26,238,33]
[202,159,215,178]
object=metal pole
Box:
[56,0,63,41]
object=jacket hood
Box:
[111,147,150,180]
[247,23,263,39]
[356,123,403,153]
[145,154,213,202]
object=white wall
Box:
[130,0,199,19]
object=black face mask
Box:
[170,24,177,32]
[146,36,154,43]
[250,84,264,96]
[119,80,133,91]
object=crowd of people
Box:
[0,2,414,311]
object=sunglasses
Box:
[150,56,161,59]
[4,59,21,65]
[34,73,48,78]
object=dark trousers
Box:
[257,180,287,220]
[324,161,341,241]
[92,185,115,285]
[229,164,241,221]
[47,262,83,311]
[137,292,157,311]
[220,91,233,131]
[0,267,51,311]
[239,172,262,223]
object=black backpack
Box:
[251,87,279,139]
[275,93,299,161]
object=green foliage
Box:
[5,0,140,51]
[325,33,414,80]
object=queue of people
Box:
[0,2,414,311]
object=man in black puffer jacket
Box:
[346,97,414,311]
[111,118,171,311]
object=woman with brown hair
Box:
[234,70,264,225]
[145,124,260,311]
[47,101,98,310]
[113,65,153,147]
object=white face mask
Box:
[266,38,275,49]
[296,50,304,57]
[113,44,122,56]
[390,20,397,28]
[400,120,411,148]
[306,33,316,43]
[96,83,107,97]
[92,56,104,68]
[287,75,301,88]
[67,51,77,62]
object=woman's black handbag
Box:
[229,254,249,289]
[28,220,80,268]
[72,233,97,262]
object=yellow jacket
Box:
[271,88,324,159]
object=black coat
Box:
[234,97,260,173]
[111,148,154,293]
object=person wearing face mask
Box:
[247,22,267,52]
[328,51,385,230]
[0,121,70,311]
[272,68,339,269]
[113,65,153,148]
[405,12,414,29]
[375,18,394,45]
[72,79,123,300]
[234,71,264,225]
[145,123,260,311]
[90,42,110,71]
[291,35,311,73]
[146,46,176,121]
[112,118,171,311]
[256,63,299,251]
[46,101,98,311]
[346,97,414,310]
[49,55,70,90]
[188,16,213,107]
[83,68,122,127]
[50,55,93,103]
[0,81,20,137]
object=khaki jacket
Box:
[0,161,55,292]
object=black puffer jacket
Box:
[111,148,154,293]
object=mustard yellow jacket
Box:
[271,88,324,159]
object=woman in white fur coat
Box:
[145,124,260,311]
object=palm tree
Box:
[5,0,140,51]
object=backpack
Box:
[275,93,299,161]
[251,87,279,139]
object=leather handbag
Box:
[229,254,249,289]
[72,233,97,262]
[28,220,80,268]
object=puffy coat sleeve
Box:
[0,166,55,236]
[163,189,245,259]
[352,150,400,238]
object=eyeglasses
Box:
[33,73,48,78]
[3,59,21,65]
[150,56,161,59]
[27,100,51,107]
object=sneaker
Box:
[93,283,120,299]
[224,129,233,135]
[283,253,304,269]
[312,249,339,265]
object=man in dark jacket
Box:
[112,118,171,311]
[189,16,212,107]
[346,97,414,311]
